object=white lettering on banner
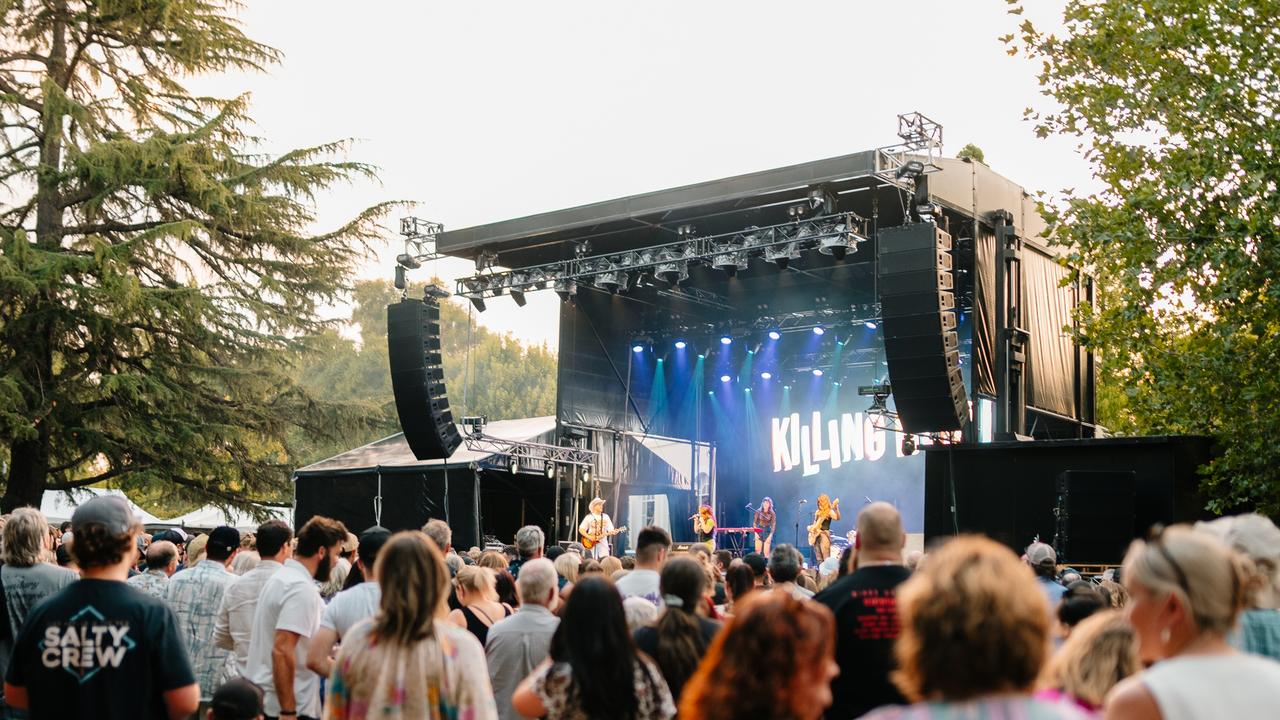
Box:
[769,411,935,474]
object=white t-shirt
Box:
[614,568,662,607]
[1141,652,1280,720]
[320,582,381,639]
[245,559,325,717]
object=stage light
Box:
[554,279,577,302]
[509,456,519,474]
[510,289,527,307]
[675,340,687,349]
[711,243,745,277]
[812,368,823,377]
[901,434,917,456]
[697,353,705,359]
[768,330,781,341]
[745,387,751,393]
[783,385,791,391]
[720,336,732,346]
[865,320,877,329]
[632,344,644,353]
[813,327,825,336]
[720,375,731,383]
[594,270,625,294]
[707,390,714,396]
[545,464,556,479]
[765,241,801,269]
[895,159,925,181]
[582,469,591,483]
[395,253,421,270]
[469,297,486,313]
[761,372,772,380]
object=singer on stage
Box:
[578,497,617,559]
[693,504,716,551]
[753,497,776,554]
[807,493,841,563]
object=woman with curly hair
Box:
[679,590,838,720]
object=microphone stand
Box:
[794,499,803,550]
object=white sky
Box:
[190,0,1091,350]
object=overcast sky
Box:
[191,0,1089,349]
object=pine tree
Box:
[0,1,395,511]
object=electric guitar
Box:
[581,525,627,550]
[806,498,840,545]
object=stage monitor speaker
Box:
[387,298,463,460]
[878,221,966,433]
[1053,470,1137,564]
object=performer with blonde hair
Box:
[807,494,841,563]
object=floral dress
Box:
[532,657,675,720]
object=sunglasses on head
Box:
[1144,524,1191,598]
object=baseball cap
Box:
[71,495,135,534]
[207,526,241,555]
[342,531,359,554]
[357,526,392,568]
[209,677,264,720]
[1026,541,1057,567]
[154,528,189,545]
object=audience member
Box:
[905,550,924,572]
[479,550,509,571]
[742,552,769,588]
[495,569,519,608]
[1105,525,1280,719]
[712,550,732,578]
[553,552,580,596]
[634,556,721,705]
[208,677,265,720]
[305,525,390,678]
[615,526,671,608]
[3,495,200,719]
[722,563,756,615]
[512,576,674,719]
[245,515,347,720]
[1057,580,1107,636]
[423,518,462,611]
[128,538,179,598]
[814,501,911,719]
[600,555,623,577]
[624,595,659,632]
[510,525,545,579]
[1036,610,1139,714]
[621,555,636,571]
[318,532,356,601]
[1099,579,1129,609]
[767,544,812,599]
[324,531,498,719]
[545,545,566,562]
[187,532,209,568]
[487,558,560,720]
[580,559,603,576]
[1197,513,1280,659]
[680,591,838,720]
[214,519,293,676]
[861,535,1089,720]
[232,532,260,576]
[449,565,513,645]
[1027,541,1067,607]
[167,525,241,712]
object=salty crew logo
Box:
[38,606,136,683]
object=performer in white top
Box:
[577,497,616,560]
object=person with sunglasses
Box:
[1104,524,1280,719]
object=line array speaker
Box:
[877,221,966,432]
[387,298,463,460]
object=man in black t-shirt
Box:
[813,502,912,720]
[3,495,199,720]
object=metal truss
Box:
[462,430,597,469]
[455,212,869,301]
[873,111,945,187]
[398,216,446,264]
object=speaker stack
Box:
[1053,470,1137,564]
[877,221,966,433]
[387,298,463,460]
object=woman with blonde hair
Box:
[600,555,623,576]
[477,550,509,571]
[1104,525,1280,719]
[1196,513,1280,659]
[1037,610,1140,713]
[447,564,512,645]
[863,536,1091,719]
[324,531,497,719]
[809,494,841,563]
[554,551,580,599]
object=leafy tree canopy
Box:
[957,143,986,164]
[1008,0,1280,513]
[0,0,395,512]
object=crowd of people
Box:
[0,495,1278,720]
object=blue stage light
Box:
[865,320,877,329]
[720,336,732,346]
[812,368,823,376]
[675,340,687,349]
[768,330,781,341]
[720,375,731,383]
[813,327,825,336]
[760,372,772,380]
[632,344,644,353]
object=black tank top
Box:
[460,604,511,645]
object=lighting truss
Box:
[873,111,945,187]
[455,212,869,301]
[462,429,598,469]
[398,217,446,263]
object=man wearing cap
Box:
[3,495,200,719]
[1025,540,1066,607]
[576,497,616,560]
[304,526,390,678]
[167,525,241,716]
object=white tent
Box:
[39,488,164,525]
[155,504,291,531]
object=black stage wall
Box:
[924,435,1214,564]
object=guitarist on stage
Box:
[808,493,841,563]
[578,497,618,560]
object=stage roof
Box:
[436,150,1049,267]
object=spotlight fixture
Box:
[818,223,864,261]
[720,375,731,383]
[901,434,917,456]
[707,390,714,396]
[394,265,406,290]
[812,369,824,377]
[654,247,689,285]
[720,336,732,346]
[509,456,519,474]
[711,240,745,277]
[764,241,801,269]
[864,320,878,329]
[469,297,487,312]
[760,372,772,380]
[581,468,591,483]
[768,330,781,341]
[594,268,625,294]
[545,464,556,479]
[395,253,421,270]
[510,289,527,307]
[632,344,644,353]
[895,159,926,181]
[554,279,577,302]
[783,385,791,391]
[697,353,705,360]
[813,327,825,336]
[675,340,687,350]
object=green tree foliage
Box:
[1008,0,1280,513]
[0,1,395,511]
[288,280,558,466]
[957,143,986,164]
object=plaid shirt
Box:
[126,568,170,599]
[166,561,237,699]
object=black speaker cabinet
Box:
[1053,470,1137,564]
[877,222,966,433]
[387,299,463,460]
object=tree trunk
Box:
[3,430,51,512]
